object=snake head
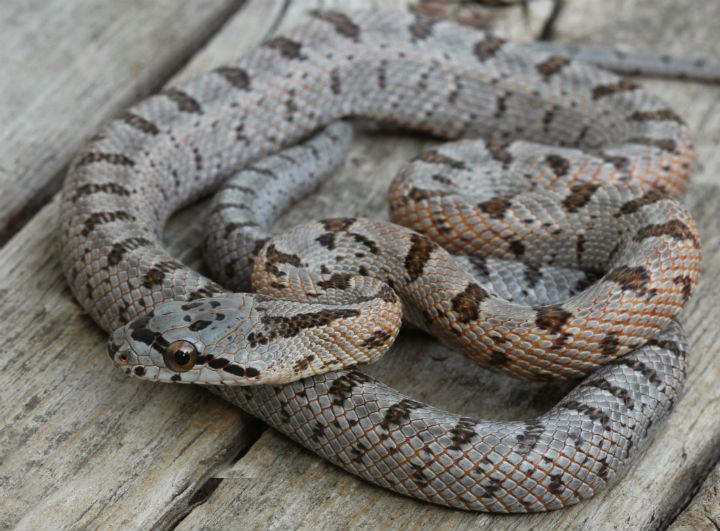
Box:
[107,295,266,385]
[108,288,401,386]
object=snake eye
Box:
[164,340,198,372]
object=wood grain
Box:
[669,463,720,531]
[0,0,718,529]
[0,0,245,244]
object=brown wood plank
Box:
[0,0,245,244]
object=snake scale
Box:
[59,10,701,512]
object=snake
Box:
[58,10,702,512]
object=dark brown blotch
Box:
[81,211,135,236]
[478,196,513,219]
[162,88,203,113]
[408,13,438,41]
[673,275,694,304]
[75,152,135,168]
[122,113,160,135]
[350,233,380,255]
[536,56,570,78]
[310,10,360,41]
[605,266,654,297]
[329,68,341,94]
[216,66,251,90]
[107,237,153,266]
[628,109,684,124]
[562,183,600,213]
[263,244,302,277]
[328,371,371,406]
[583,378,634,409]
[545,154,570,177]
[473,35,505,61]
[591,80,639,99]
[449,418,477,450]
[515,420,545,455]
[414,149,466,169]
[627,137,677,153]
[320,217,356,232]
[599,333,620,357]
[360,330,393,349]
[616,190,665,217]
[263,36,306,60]
[451,283,489,324]
[380,399,423,430]
[404,234,437,282]
[635,219,699,248]
[317,273,352,290]
[561,400,611,429]
[535,305,572,335]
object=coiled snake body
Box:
[59,11,701,512]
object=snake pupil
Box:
[164,340,198,372]
[175,351,190,365]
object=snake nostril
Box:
[107,339,120,360]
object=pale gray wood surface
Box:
[669,461,720,531]
[0,0,718,530]
[0,0,245,244]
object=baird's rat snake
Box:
[60,10,700,512]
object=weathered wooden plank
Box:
[0,0,245,244]
[168,1,720,530]
[0,1,290,529]
[669,463,720,531]
[1,0,719,530]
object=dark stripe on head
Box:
[261,308,360,338]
